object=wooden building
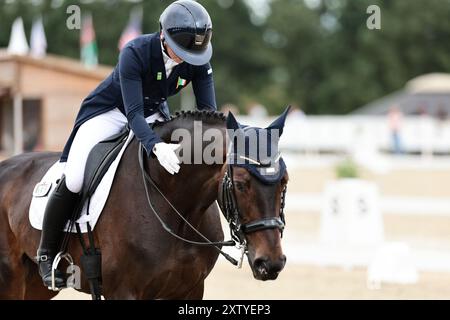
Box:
[0,50,112,156]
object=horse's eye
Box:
[235,181,246,192]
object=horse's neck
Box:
[150,117,227,214]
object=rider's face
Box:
[165,44,183,64]
[160,34,183,64]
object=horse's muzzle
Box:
[252,255,286,281]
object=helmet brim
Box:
[162,29,212,66]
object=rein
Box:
[138,143,287,267]
[138,144,239,266]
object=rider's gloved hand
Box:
[152,142,181,175]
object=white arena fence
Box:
[236,115,450,155]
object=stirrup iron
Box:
[49,251,74,291]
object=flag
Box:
[177,77,187,89]
[118,6,143,50]
[80,13,98,68]
[30,16,47,58]
[7,17,29,55]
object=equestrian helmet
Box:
[159,0,212,66]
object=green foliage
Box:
[1,0,449,115]
[335,158,359,179]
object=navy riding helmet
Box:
[159,0,213,66]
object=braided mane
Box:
[152,109,227,128]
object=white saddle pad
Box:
[29,131,135,233]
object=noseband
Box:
[218,163,287,245]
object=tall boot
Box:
[36,175,80,289]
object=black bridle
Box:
[218,163,286,245]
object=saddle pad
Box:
[29,131,135,233]
[82,127,129,202]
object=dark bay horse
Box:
[0,110,288,299]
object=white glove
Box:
[152,142,181,175]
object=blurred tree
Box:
[0,0,449,115]
[265,0,450,114]
[201,0,276,113]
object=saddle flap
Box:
[81,127,130,206]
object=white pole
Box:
[13,93,23,155]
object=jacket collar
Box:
[150,33,168,98]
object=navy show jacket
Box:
[60,32,216,161]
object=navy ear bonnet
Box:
[226,106,290,185]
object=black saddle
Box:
[80,127,130,204]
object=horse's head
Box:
[219,107,290,281]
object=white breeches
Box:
[64,108,163,193]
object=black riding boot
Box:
[36,175,80,289]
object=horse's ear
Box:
[226,111,241,130]
[266,105,291,136]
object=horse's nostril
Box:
[253,255,286,280]
[253,257,269,272]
